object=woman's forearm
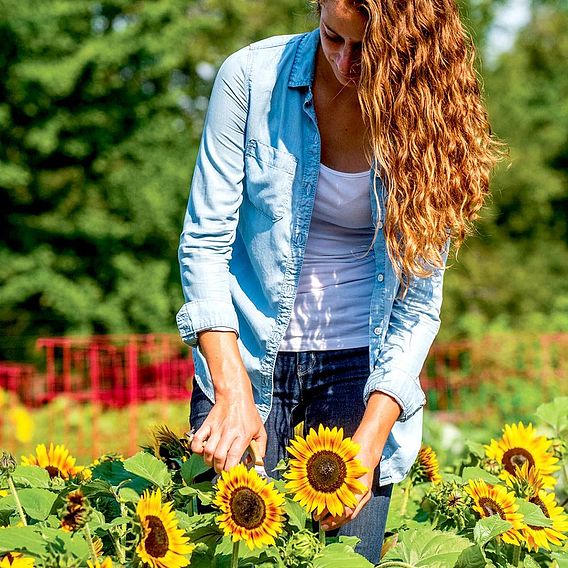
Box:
[354,391,401,465]
[197,330,253,399]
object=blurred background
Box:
[1,0,567,460]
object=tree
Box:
[439,3,568,338]
[0,0,314,359]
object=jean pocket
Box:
[244,139,297,221]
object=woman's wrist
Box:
[197,330,252,398]
[353,391,401,464]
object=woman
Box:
[177,0,501,561]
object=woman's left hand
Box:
[313,433,378,530]
[313,391,402,531]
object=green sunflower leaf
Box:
[515,499,553,528]
[123,452,171,489]
[18,488,58,520]
[381,526,471,567]
[284,497,308,530]
[11,465,51,488]
[180,453,211,484]
[178,481,213,505]
[118,486,141,503]
[313,542,373,567]
[0,526,46,554]
[522,555,541,568]
[461,467,501,485]
[551,551,568,567]
[473,516,513,545]
[91,458,151,493]
[535,398,568,436]
[454,544,487,568]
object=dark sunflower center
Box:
[306,450,347,493]
[45,465,62,478]
[230,487,266,529]
[527,495,550,531]
[144,515,170,558]
[479,497,505,518]
[502,448,535,475]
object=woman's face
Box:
[318,0,367,87]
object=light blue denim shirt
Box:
[177,29,446,485]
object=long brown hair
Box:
[317,0,504,284]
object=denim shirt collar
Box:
[288,28,320,88]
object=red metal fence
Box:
[1,332,567,460]
[0,334,193,458]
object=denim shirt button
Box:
[377,221,384,230]
[373,326,382,336]
[377,273,384,282]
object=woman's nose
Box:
[337,50,358,75]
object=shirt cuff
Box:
[176,301,239,346]
[363,367,426,422]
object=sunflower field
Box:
[1,397,567,567]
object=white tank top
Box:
[280,163,375,351]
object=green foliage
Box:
[440,3,568,340]
[381,527,472,567]
[0,0,315,358]
[122,451,172,489]
[473,516,512,546]
[0,0,567,353]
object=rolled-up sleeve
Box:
[176,47,250,346]
[364,252,447,421]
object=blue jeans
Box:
[189,347,392,563]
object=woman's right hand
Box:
[190,330,267,473]
[190,388,266,472]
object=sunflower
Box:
[284,424,369,517]
[60,489,90,532]
[135,488,194,568]
[0,553,35,567]
[505,461,545,499]
[21,443,84,480]
[485,423,560,489]
[213,463,285,550]
[521,489,568,551]
[466,479,526,545]
[412,446,442,484]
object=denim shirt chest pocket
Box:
[244,139,297,222]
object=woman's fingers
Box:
[212,433,243,472]
[201,429,222,467]
[190,423,211,454]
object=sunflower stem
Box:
[7,476,27,526]
[512,545,521,567]
[231,540,240,568]
[399,477,412,517]
[318,523,326,547]
[111,530,126,564]
[84,522,98,566]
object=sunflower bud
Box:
[410,446,442,484]
[424,480,474,531]
[282,529,322,566]
[480,456,502,476]
[0,451,16,476]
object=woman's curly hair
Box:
[316,0,504,285]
